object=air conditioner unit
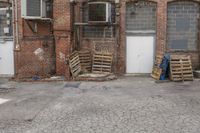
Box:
[88,2,112,23]
[21,0,52,19]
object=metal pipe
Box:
[14,0,19,50]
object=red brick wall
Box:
[14,0,200,79]
[53,0,72,79]
[14,0,56,79]
[118,0,200,74]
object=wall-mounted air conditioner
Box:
[88,2,112,23]
[21,0,52,19]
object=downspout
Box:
[13,0,20,77]
[14,0,19,50]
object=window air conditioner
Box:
[21,0,52,19]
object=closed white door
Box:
[126,36,154,73]
[0,41,14,76]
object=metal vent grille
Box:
[27,0,41,17]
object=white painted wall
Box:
[126,36,155,74]
[0,41,14,77]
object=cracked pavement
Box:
[0,77,200,133]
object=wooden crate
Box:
[170,55,194,81]
[78,50,92,72]
[69,51,81,77]
[92,52,113,73]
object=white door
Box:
[126,36,154,74]
[0,41,14,76]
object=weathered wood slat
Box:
[78,50,92,72]
[69,51,81,78]
[92,52,113,73]
[170,55,193,81]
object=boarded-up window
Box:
[167,1,199,50]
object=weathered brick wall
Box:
[53,0,72,79]
[118,0,200,73]
[14,0,56,78]
[14,0,72,79]
[14,0,200,79]
[16,38,55,78]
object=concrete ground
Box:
[0,77,200,133]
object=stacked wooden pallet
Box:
[69,51,81,77]
[78,50,92,72]
[170,55,194,81]
[92,52,113,73]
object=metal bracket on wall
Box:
[25,20,38,33]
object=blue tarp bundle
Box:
[159,54,170,80]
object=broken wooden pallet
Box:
[78,50,92,72]
[69,51,81,78]
[170,55,194,81]
[92,52,113,73]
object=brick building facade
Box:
[13,0,200,79]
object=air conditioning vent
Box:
[21,0,52,19]
[88,2,111,23]
[27,0,41,17]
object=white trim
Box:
[0,74,14,77]
[0,7,13,11]
[126,30,156,34]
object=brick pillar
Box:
[117,0,126,74]
[156,0,167,55]
[53,0,72,79]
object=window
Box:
[0,7,12,37]
[82,3,115,38]
[167,1,199,50]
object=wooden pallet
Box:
[170,55,194,81]
[155,55,163,66]
[69,51,81,77]
[151,66,162,80]
[92,52,113,73]
[78,50,92,72]
[151,53,163,80]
